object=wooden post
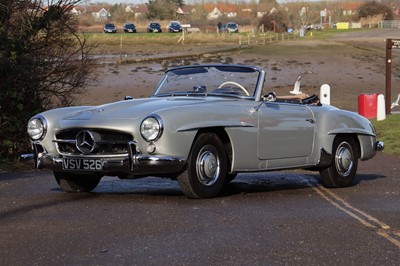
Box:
[386,38,392,115]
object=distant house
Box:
[69,7,81,15]
[130,4,148,19]
[125,5,134,13]
[339,2,363,16]
[257,10,267,18]
[257,7,278,18]
[177,5,196,19]
[256,4,277,18]
[204,4,237,20]
[42,5,82,16]
[184,5,197,14]
[207,7,222,19]
[234,4,253,19]
[92,8,110,22]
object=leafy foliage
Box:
[0,0,96,162]
[259,0,278,5]
[258,9,288,33]
[357,1,393,21]
[146,0,184,20]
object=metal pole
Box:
[386,38,392,115]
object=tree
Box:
[146,0,184,20]
[357,1,393,21]
[282,2,321,30]
[174,0,185,8]
[259,0,278,5]
[110,3,136,23]
[0,0,96,162]
[259,9,288,32]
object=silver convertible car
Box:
[25,64,384,198]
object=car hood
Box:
[62,96,238,121]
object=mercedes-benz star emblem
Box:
[76,130,99,154]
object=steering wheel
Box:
[218,81,250,96]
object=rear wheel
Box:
[320,136,358,188]
[54,172,101,192]
[177,133,227,198]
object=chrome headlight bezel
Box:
[140,114,163,142]
[27,115,47,141]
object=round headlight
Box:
[27,116,47,140]
[140,115,163,142]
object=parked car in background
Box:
[123,23,137,33]
[103,23,117,33]
[225,22,239,33]
[168,21,182,33]
[147,22,162,33]
[25,64,384,199]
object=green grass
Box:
[84,32,246,46]
[371,114,400,157]
[300,28,370,40]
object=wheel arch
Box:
[191,127,233,172]
[332,132,377,160]
[319,133,360,188]
[333,133,361,159]
[316,133,361,168]
[320,133,361,157]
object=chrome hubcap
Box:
[196,146,220,186]
[335,143,353,177]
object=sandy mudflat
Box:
[79,29,400,112]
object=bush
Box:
[357,1,394,21]
[0,0,96,163]
[258,10,288,33]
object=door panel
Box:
[257,102,315,160]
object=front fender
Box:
[312,106,376,158]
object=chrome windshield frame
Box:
[152,64,265,101]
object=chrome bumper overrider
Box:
[376,141,384,152]
[21,142,186,176]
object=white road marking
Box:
[304,176,400,249]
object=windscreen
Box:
[153,66,260,98]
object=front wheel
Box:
[54,172,102,193]
[177,133,228,198]
[319,136,359,188]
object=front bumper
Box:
[22,142,186,177]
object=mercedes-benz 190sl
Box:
[25,64,384,198]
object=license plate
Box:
[62,158,102,171]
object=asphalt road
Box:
[0,153,399,265]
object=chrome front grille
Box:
[55,128,133,156]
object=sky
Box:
[88,0,304,5]
[88,0,267,4]
[91,1,165,3]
